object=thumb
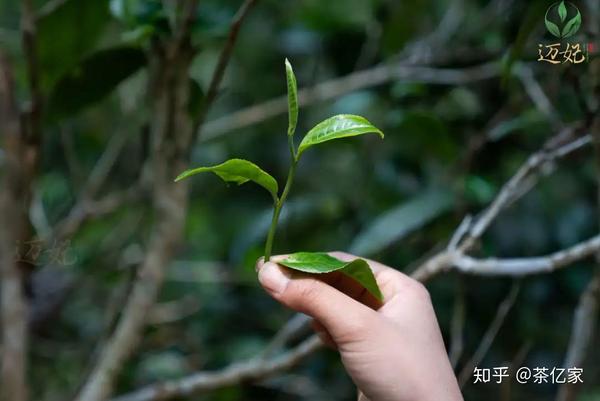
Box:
[257,261,376,342]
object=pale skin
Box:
[256,252,464,401]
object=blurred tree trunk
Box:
[74,12,197,401]
[0,51,30,401]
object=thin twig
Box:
[21,0,42,143]
[0,49,29,401]
[260,314,311,359]
[458,282,521,388]
[412,132,591,282]
[555,270,600,401]
[452,234,600,276]
[111,336,322,401]
[52,186,142,242]
[83,130,131,198]
[514,64,561,127]
[449,278,466,368]
[199,61,499,142]
[195,0,259,137]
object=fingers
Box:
[270,254,382,309]
[328,251,422,303]
[257,260,376,342]
[311,319,336,349]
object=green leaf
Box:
[38,0,110,90]
[350,189,454,256]
[298,114,383,157]
[279,252,383,301]
[175,159,279,201]
[46,47,147,121]
[285,58,298,138]
[558,1,567,22]
[562,10,581,38]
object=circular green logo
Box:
[544,1,582,39]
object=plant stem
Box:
[264,157,297,262]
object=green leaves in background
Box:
[298,114,383,157]
[285,59,298,138]
[46,47,147,121]
[109,0,165,26]
[37,0,110,90]
[109,0,169,41]
[176,159,279,202]
[279,252,383,301]
[350,189,454,256]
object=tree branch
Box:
[111,336,322,401]
[1,0,44,395]
[0,50,29,401]
[412,131,591,282]
[451,234,600,276]
[449,278,466,368]
[52,186,142,242]
[199,61,499,142]
[21,0,42,145]
[555,270,600,401]
[458,282,521,387]
[195,0,259,137]
[74,10,198,400]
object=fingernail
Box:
[258,262,290,294]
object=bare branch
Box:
[556,270,600,401]
[52,186,142,242]
[260,313,311,359]
[83,131,131,199]
[21,0,42,144]
[0,50,29,401]
[449,278,466,368]
[74,20,198,401]
[111,336,322,401]
[458,282,521,387]
[200,61,499,142]
[412,132,591,282]
[195,0,259,136]
[451,234,600,276]
[514,64,561,127]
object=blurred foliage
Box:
[1,0,599,400]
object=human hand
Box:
[256,252,463,401]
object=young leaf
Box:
[175,159,279,201]
[285,58,298,138]
[278,252,383,301]
[297,114,383,157]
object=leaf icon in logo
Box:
[562,9,581,38]
[558,1,567,22]
[544,18,562,38]
[544,1,582,39]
